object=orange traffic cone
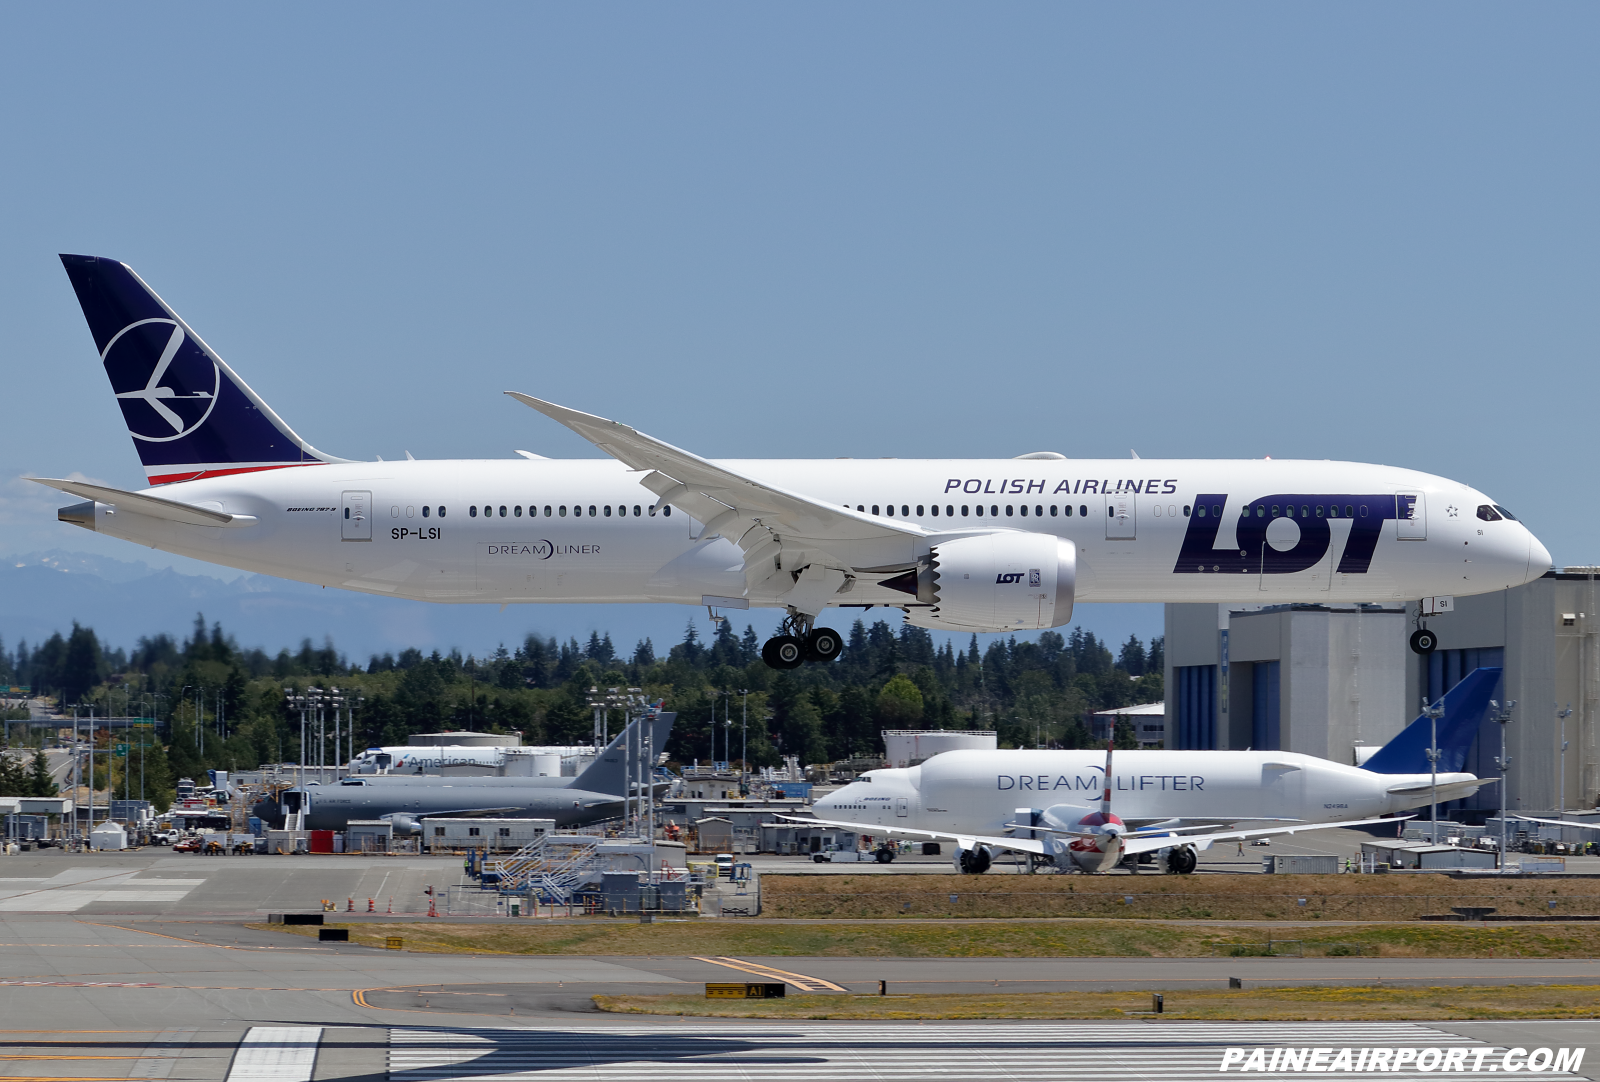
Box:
[386,897,393,914]
[346,897,354,912]
[367,897,375,913]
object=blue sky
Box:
[1,6,1595,658]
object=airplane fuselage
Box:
[815,749,1475,842]
[69,457,1545,612]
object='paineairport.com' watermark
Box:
[1218,1048,1584,1073]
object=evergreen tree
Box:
[27,750,56,797]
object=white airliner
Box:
[800,668,1504,873]
[347,743,593,774]
[38,255,1551,668]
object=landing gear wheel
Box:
[1410,628,1438,655]
[805,627,843,663]
[875,849,894,864]
[1165,846,1198,875]
[763,635,805,669]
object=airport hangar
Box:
[1160,566,1600,817]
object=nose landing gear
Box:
[761,612,843,669]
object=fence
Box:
[762,891,1600,921]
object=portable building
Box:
[423,817,554,852]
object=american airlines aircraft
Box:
[799,668,1502,873]
[38,255,1551,668]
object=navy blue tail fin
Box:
[1360,667,1501,774]
[59,254,339,486]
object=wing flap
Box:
[1120,815,1413,857]
[779,814,1044,855]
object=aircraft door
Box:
[1396,492,1426,540]
[1261,763,1305,819]
[341,491,372,541]
[1105,494,1136,540]
[895,797,908,817]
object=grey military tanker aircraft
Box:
[253,711,675,833]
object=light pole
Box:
[1492,699,1517,869]
[1558,703,1573,817]
[1423,696,1445,844]
[740,689,749,789]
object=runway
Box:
[0,915,1598,1079]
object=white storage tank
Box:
[881,730,997,768]
[90,821,127,851]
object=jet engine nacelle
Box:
[381,813,423,837]
[895,532,1075,633]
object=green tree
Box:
[27,750,56,797]
[875,674,925,727]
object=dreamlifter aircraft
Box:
[39,255,1551,671]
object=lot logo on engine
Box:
[996,572,1024,584]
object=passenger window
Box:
[499,505,507,517]
[1183,505,1191,517]
[634,505,642,516]
[991,505,999,516]
[1153,505,1161,518]
[649,505,657,516]
[1211,505,1220,517]
[961,505,969,516]
[1168,505,1175,517]
[975,505,984,517]
[1256,505,1265,517]
[1271,505,1281,517]
[930,505,939,516]
[1315,505,1323,517]
[902,505,909,517]
[1360,505,1368,517]
[559,506,567,517]
[872,505,880,516]
[1344,505,1352,518]
[1050,505,1058,517]
[604,505,612,517]
[663,506,672,517]
[573,505,582,517]
[946,505,954,516]
[916,505,925,516]
[588,505,596,517]
[1079,505,1088,517]
[1301,505,1309,517]
[514,505,522,517]
[1477,505,1502,522]
[544,505,552,517]
[857,505,865,512]
[422,506,430,518]
[438,506,446,518]
[1005,505,1013,516]
[469,506,478,518]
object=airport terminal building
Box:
[1163,568,1600,815]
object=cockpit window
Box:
[1476,505,1501,521]
[1493,505,1517,521]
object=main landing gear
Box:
[1409,628,1438,655]
[761,612,843,670]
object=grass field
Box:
[595,984,1600,1021]
[256,918,1600,958]
[760,873,1600,921]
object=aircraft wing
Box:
[507,394,930,595]
[1515,814,1600,831]
[779,815,1045,856]
[1119,815,1413,857]
[30,478,258,528]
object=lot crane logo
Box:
[103,318,220,441]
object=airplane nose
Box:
[1527,531,1554,583]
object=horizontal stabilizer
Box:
[31,477,257,527]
